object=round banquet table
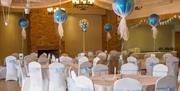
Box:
[90,74,159,91]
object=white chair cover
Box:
[92,64,108,76]
[66,70,77,91]
[178,70,180,83]
[5,56,18,81]
[97,52,107,61]
[75,76,94,91]
[93,57,100,67]
[145,56,159,75]
[47,53,51,60]
[127,56,138,65]
[49,63,66,91]
[163,53,173,61]
[17,59,30,91]
[153,64,168,77]
[79,62,91,77]
[51,54,56,63]
[155,75,177,91]
[60,56,73,65]
[114,78,142,91]
[28,62,43,91]
[78,56,89,65]
[121,63,138,75]
[166,56,179,77]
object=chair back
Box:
[127,56,138,65]
[5,56,18,81]
[92,64,108,76]
[155,75,177,91]
[121,63,138,75]
[153,64,168,77]
[49,63,66,91]
[97,52,107,61]
[114,78,142,91]
[60,56,73,65]
[145,56,159,75]
[93,57,100,67]
[28,62,43,91]
[50,54,57,63]
[166,56,179,77]
[75,76,94,91]
[78,56,89,65]
[163,53,173,61]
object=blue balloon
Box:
[104,23,112,32]
[19,18,28,29]
[148,14,160,27]
[54,9,68,23]
[112,0,134,16]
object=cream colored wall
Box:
[124,24,174,52]
[63,14,102,57]
[0,13,27,64]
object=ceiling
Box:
[4,0,177,9]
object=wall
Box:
[124,24,174,51]
[29,9,60,53]
[0,13,28,64]
[63,14,102,57]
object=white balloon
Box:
[1,0,12,7]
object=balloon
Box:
[54,9,68,23]
[148,14,160,27]
[1,0,12,7]
[148,14,160,39]
[104,23,112,32]
[19,18,28,40]
[112,0,134,41]
[19,18,28,29]
[112,0,134,17]
[79,19,88,32]
[54,9,68,38]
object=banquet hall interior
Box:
[0,0,180,91]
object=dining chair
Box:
[145,56,159,75]
[166,56,179,77]
[75,76,94,91]
[5,55,18,81]
[59,56,73,65]
[127,56,138,65]
[28,62,43,91]
[120,63,138,75]
[92,64,108,76]
[163,52,173,61]
[153,64,168,77]
[114,78,142,91]
[67,70,77,91]
[155,75,177,91]
[92,57,100,67]
[97,52,107,61]
[49,63,66,91]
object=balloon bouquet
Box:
[19,18,29,53]
[19,18,29,40]
[112,0,134,51]
[54,9,68,38]
[104,23,112,50]
[148,14,160,51]
[79,19,88,52]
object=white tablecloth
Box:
[91,74,159,91]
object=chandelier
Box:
[72,0,95,10]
